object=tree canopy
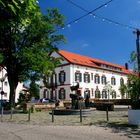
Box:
[0,0,65,107]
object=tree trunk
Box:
[9,81,17,108]
[7,71,18,108]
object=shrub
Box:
[93,102,114,111]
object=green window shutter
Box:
[84,74,86,82]
[88,74,90,83]
[64,72,66,82]
[75,73,77,81]
[98,76,100,84]
[80,73,82,82]
[59,73,61,83]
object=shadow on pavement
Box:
[93,121,140,139]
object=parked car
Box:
[39,98,57,103]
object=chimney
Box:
[125,63,128,70]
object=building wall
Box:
[0,68,23,102]
[69,64,128,99]
[40,63,129,100]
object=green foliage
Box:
[119,83,127,99]
[29,80,39,99]
[128,49,140,109]
[17,92,30,112]
[0,0,65,106]
[128,74,140,109]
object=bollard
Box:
[80,108,82,123]
[1,106,3,122]
[10,107,13,120]
[52,109,54,123]
[28,108,31,121]
[106,106,109,122]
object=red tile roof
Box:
[58,50,133,75]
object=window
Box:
[102,90,107,99]
[95,89,101,98]
[120,78,124,85]
[59,88,66,99]
[4,92,7,97]
[59,71,65,83]
[4,81,8,86]
[111,77,116,85]
[112,91,116,99]
[84,73,90,83]
[75,72,82,82]
[94,74,100,84]
[84,90,90,99]
[101,75,106,85]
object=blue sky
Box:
[38,0,140,68]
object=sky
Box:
[38,0,140,69]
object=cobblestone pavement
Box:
[0,122,140,140]
[0,110,140,140]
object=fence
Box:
[0,108,128,125]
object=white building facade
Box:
[0,67,23,102]
[40,50,132,101]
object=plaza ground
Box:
[0,109,140,140]
[0,122,140,140]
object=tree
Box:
[127,74,140,109]
[128,48,140,109]
[0,0,65,107]
[119,83,127,99]
[29,80,40,99]
[103,81,113,101]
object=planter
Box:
[128,109,140,125]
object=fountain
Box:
[52,83,95,115]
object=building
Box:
[40,50,132,101]
[0,67,24,102]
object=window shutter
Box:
[105,77,107,84]
[59,73,61,83]
[88,74,90,83]
[111,78,113,85]
[114,78,116,85]
[84,74,86,82]
[75,73,77,81]
[64,72,66,82]
[98,76,100,84]
[94,75,96,83]
[80,73,82,82]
